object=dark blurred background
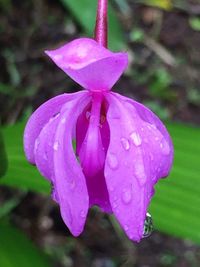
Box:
[0,0,200,267]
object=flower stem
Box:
[94,0,108,48]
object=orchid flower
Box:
[24,0,173,242]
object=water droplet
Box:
[100,115,106,124]
[150,153,154,161]
[121,137,130,151]
[53,54,63,60]
[35,138,40,150]
[130,132,142,146]
[53,141,59,151]
[113,202,118,209]
[53,112,60,119]
[61,118,66,124]
[107,153,118,169]
[160,139,170,155]
[115,208,120,214]
[80,210,87,218]
[86,111,91,120]
[142,212,153,238]
[113,195,117,201]
[70,180,76,190]
[122,189,132,204]
[135,163,147,186]
[43,154,48,161]
[109,186,114,192]
[124,224,129,231]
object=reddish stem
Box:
[94,0,108,47]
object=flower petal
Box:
[77,93,112,212]
[104,93,173,241]
[24,92,86,164]
[34,113,60,181]
[53,94,90,236]
[45,38,128,91]
[116,93,174,181]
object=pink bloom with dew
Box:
[24,0,173,242]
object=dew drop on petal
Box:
[80,210,87,218]
[122,189,132,204]
[130,132,142,146]
[35,138,40,150]
[160,139,170,155]
[135,163,147,186]
[150,153,154,161]
[53,54,63,60]
[43,154,48,161]
[86,111,91,120]
[53,141,59,151]
[109,186,114,192]
[121,137,130,151]
[142,212,153,238]
[107,153,118,169]
[124,224,129,231]
[61,117,66,124]
[113,202,118,209]
[70,180,76,190]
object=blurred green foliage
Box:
[189,17,200,31]
[0,130,7,178]
[0,222,51,267]
[137,0,172,10]
[0,123,50,193]
[60,0,125,50]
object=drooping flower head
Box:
[24,0,173,242]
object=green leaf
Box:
[189,17,200,31]
[59,0,125,50]
[0,197,22,218]
[0,222,51,267]
[0,130,8,178]
[138,0,172,10]
[150,122,200,243]
[0,123,50,193]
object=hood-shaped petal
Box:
[24,91,86,164]
[104,93,173,242]
[45,38,128,91]
[53,94,91,236]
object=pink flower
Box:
[24,37,173,242]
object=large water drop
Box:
[142,212,153,238]
[130,132,142,146]
[121,137,130,151]
[160,139,170,155]
[122,189,132,204]
[53,141,59,151]
[107,153,119,169]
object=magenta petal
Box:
[116,93,174,181]
[78,94,105,177]
[77,93,111,212]
[53,95,90,236]
[104,93,173,242]
[45,38,128,91]
[24,92,86,164]
[34,113,60,181]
